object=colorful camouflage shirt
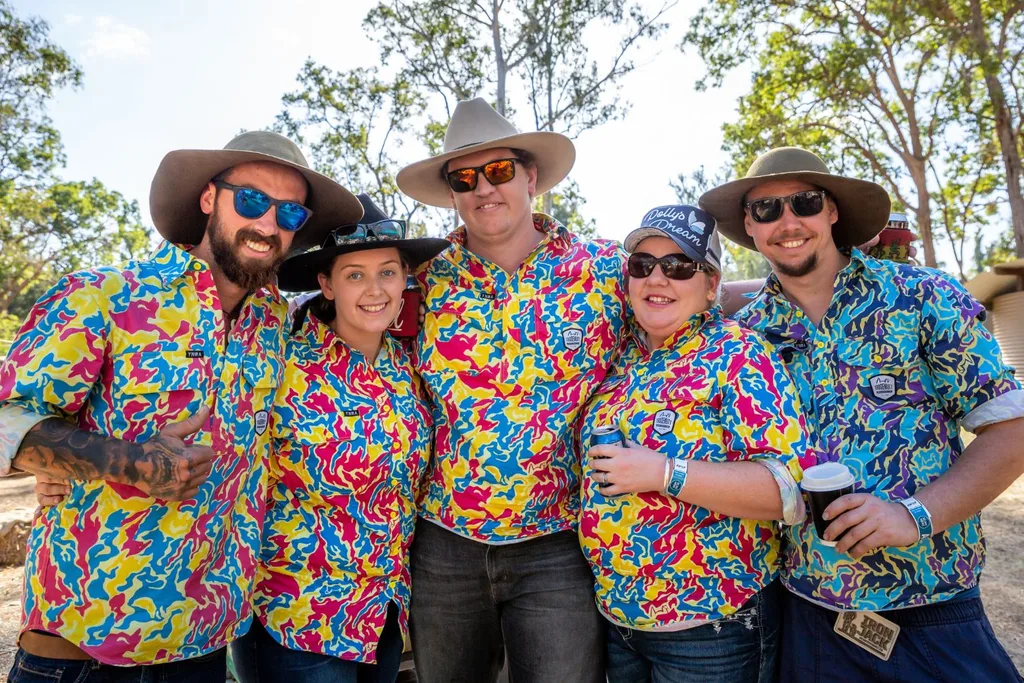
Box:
[253,313,431,663]
[0,241,286,664]
[579,308,812,629]
[735,249,1022,610]
[415,214,629,543]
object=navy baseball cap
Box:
[624,205,722,271]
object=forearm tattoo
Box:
[13,418,191,496]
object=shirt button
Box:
[872,354,883,363]
[192,262,203,271]
[815,341,825,349]
[819,379,829,387]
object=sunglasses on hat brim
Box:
[743,189,829,224]
[323,219,407,247]
[627,252,710,280]
[214,181,313,232]
[445,158,519,193]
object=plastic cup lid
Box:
[800,462,855,492]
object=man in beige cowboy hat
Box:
[0,131,360,680]
[396,98,628,682]
[701,147,1024,681]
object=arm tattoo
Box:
[12,418,190,497]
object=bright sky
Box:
[15,0,978,271]
[16,0,746,244]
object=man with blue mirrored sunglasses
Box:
[1,131,361,682]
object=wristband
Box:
[897,496,933,541]
[663,457,675,492]
[666,458,689,498]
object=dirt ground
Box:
[0,476,1022,681]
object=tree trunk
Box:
[967,0,1024,256]
[908,158,937,267]
[491,0,506,115]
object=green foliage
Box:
[0,0,82,193]
[0,1,152,316]
[533,179,597,240]
[681,0,1009,275]
[0,310,19,356]
[0,180,148,317]
[275,62,439,235]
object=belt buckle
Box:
[833,611,900,661]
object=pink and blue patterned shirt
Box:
[0,241,286,664]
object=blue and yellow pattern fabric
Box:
[578,307,812,629]
[735,249,1021,610]
[253,312,431,663]
[0,241,286,664]
[415,214,629,543]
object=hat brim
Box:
[396,132,576,208]
[150,149,364,253]
[698,172,891,251]
[277,237,450,292]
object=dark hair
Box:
[440,147,537,179]
[290,249,411,335]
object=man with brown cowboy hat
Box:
[701,147,1024,681]
[0,131,360,681]
[396,98,629,682]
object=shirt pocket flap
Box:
[112,351,210,395]
[242,352,282,389]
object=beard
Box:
[206,211,285,292]
[775,252,819,278]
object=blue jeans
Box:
[230,605,403,683]
[409,522,604,683]
[606,580,781,683]
[780,586,1023,682]
[7,647,225,683]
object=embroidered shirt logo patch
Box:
[254,410,269,435]
[562,325,584,351]
[869,375,896,400]
[653,409,677,435]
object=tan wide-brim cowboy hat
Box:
[396,98,576,208]
[699,147,891,251]
[150,130,364,253]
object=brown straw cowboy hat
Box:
[150,130,363,253]
[396,98,576,208]
[698,147,891,251]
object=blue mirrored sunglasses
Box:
[325,219,407,247]
[214,181,312,232]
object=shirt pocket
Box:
[529,294,600,382]
[837,334,929,410]
[648,381,717,456]
[422,293,498,377]
[110,351,212,439]
[240,352,282,414]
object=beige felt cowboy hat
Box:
[698,147,891,250]
[150,131,363,253]
[396,98,576,208]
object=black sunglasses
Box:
[213,181,312,232]
[323,219,407,247]
[445,158,519,193]
[744,189,829,224]
[627,252,709,280]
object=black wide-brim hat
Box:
[278,193,450,292]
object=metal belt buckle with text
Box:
[833,611,900,661]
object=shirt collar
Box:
[150,240,284,304]
[299,310,399,367]
[630,305,720,355]
[443,213,569,272]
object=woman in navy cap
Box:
[231,194,448,683]
[577,205,814,682]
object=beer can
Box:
[590,425,624,489]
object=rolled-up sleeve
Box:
[0,272,110,474]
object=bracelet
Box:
[663,457,675,492]
[666,458,689,498]
[897,496,933,541]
